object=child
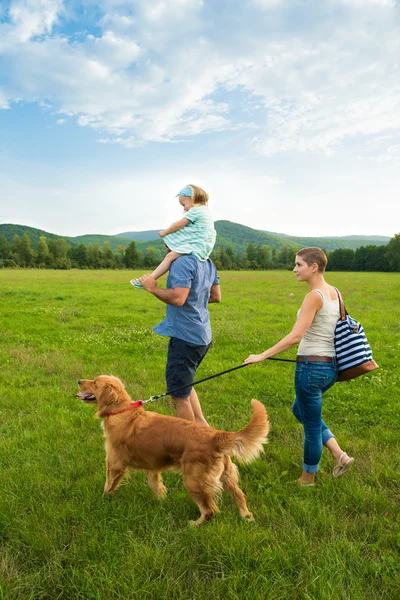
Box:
[131,184,216,287]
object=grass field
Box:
[0,269,399,600]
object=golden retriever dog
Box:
[77,375,269,526]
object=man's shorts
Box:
[166,337,211,398]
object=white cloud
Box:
[224,29,400,157]
[9,0,64,42]
[140,0,203,22]
[252,0,284,7]
[385,145,400,161]
[0,88,10,109]
[356,131,400,162]
[84,30,141,69]
[1,0,399,161]
[339,0,395,6]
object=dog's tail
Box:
[212,400,269,464]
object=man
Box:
[138,254,221,424]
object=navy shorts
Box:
[166,337,211,398]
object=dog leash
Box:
[77,357,297,412]
[141,357,296,406]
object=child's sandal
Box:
[130,279,143,288]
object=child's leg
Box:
[130,249,185,288]
[151,251,184,280]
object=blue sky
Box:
[0,0,399,238]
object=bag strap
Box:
[312,289,324,301]
[334,287,346,322]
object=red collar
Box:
[104,400,144,418]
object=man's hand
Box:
[158,230,168,238]
[137,275,189,306]
[138,274,157,293]
[209,284,221,303]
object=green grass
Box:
[0,269,399,600]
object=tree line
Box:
[211,236,400,272]
[1,232,399,272]
[0,234,154,270]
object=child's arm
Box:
[159,217,190,238]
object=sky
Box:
[0,0,399,239]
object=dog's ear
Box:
[97,381,121,417]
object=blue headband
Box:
[175,186,192,197]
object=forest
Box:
[1,232,399,272]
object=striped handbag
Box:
[334,288,379,382]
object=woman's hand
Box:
[158,229,168,238]
[243,353,267,365]
[242,294,321,367]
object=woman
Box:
[244,247,354,486]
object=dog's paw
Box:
[188,519,206,527]
[188,520,198,527]
[241,511,254,522]
[188,513,213,527]
[156,484,168,500]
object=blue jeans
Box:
[292,358,338,474]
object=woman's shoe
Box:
[333,452,354,478]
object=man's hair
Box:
[296,247,328,273]
[188,184,209,206]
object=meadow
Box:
[0,269,399,600]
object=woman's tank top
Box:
[297,289,340,357]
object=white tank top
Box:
[297,289,340,357]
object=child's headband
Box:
[175,186,192,198]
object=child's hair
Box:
[296,247,328,273]
[187,184,209,206]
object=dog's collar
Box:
[104,401,144,418]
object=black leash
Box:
[144,357,296,404]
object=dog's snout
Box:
[78,379,82,385]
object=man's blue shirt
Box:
[153,255,219,345]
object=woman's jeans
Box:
[292,357,338,474]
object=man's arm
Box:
[138,274,189,306]
[209,284,221,304]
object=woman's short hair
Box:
[188,184,209,206]
[296,247,328,273]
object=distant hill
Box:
[0,224,135,252]
[72,233,137,250]
[118,230,160,241]
[117,220,391,254]
[0,221,391,258]
[0,224,69,246]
